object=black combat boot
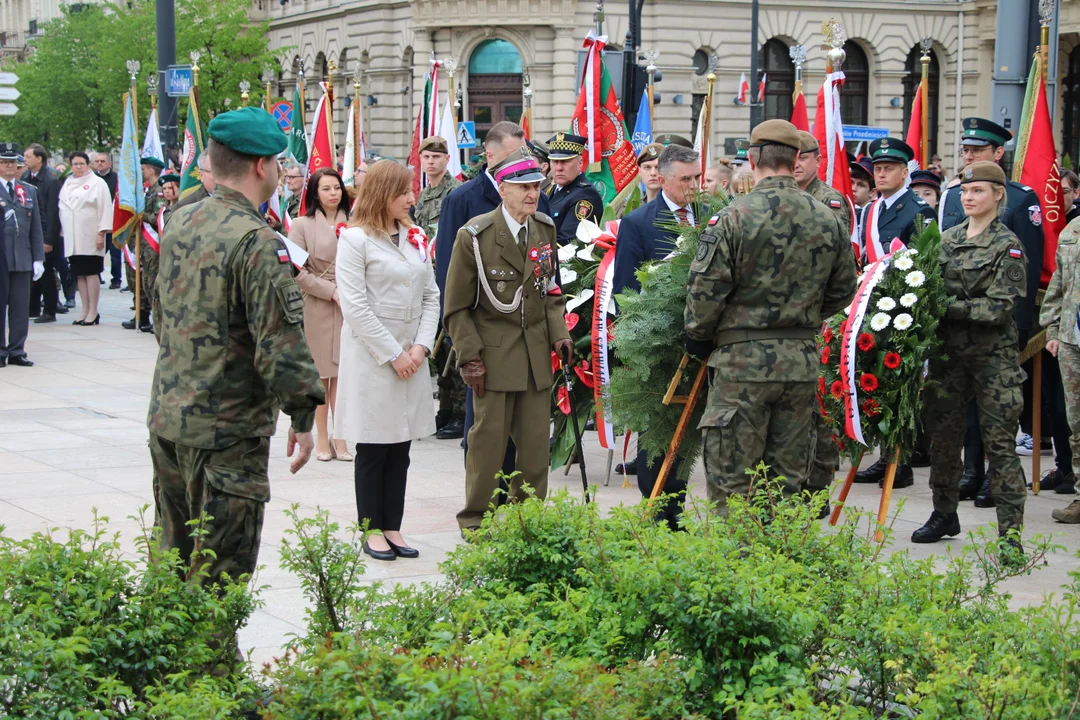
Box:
[879,464,914,489]
[958,442,985,501]
[911,510,961,543]
[854,457,888,484]
[973,474,996,508]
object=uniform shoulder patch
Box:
[1029,204,1042,227]
[1008,247,1023,259]
[533,211,556,227]
[465,213,496,236]
[708,214,720,226]
[829,199,842,209]
[1005,260,1025,283]
[574,200,594,221]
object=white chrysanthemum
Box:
[876,297,897,312]
[899,293,919,308]
[576,246,596,261]
[894,255,914,271]
[560,267,578,285]
[893,313,914,331]
[905,270,926,288]
[557,244,577,263]
[907,248,919,256]
[870,313,891,332]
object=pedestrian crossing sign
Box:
[457,121,477,148]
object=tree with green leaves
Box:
[0,0,282,154]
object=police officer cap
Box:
[159,172,180,186]
[207,107,288,157]
[748,119,801,151]
[797,131,819,153]
[909,170,941,191]
[636,142,664,165]
[0,142,21,160]
[547,133,588,159]
[654,133,693,149]
[528,139,549,162]
[961,117,1012,148]
[868,137,915,164]
[140,156,166,170]
[959,160,1007,186]
[419,136,449,154]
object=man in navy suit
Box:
[613,144,702,529]
[437,120,552,472]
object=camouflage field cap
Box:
[207,107,288,157]
[960,160,1006,186]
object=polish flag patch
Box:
[1009,248,1023,259]
[830,199,842,208]
[277,248,290,263]
[708,215,720,226]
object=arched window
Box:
[1063,45,1080,164]
[468,39,523,74]
[467,39,523,143]
[902,47,941,158]
[840,41,869,126]
[759,38,793,121]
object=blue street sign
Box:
[457,121,477,148]
[844,124,890,142]
[166,65,193,98]
[272,101,293,132]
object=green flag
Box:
[289,82,308,165]
[178,90,205,199]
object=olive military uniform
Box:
[443,203,570,530]
[148,110,324,586]
[685,121,857,509]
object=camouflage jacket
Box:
[685,175,857,383]
[414,174,461,236]
[172,184,210,213]
[937,218,1026,354]
[131,185,163,250]
[1041,217,1080,347]
[148,185,325,449]
[804,176,852,233]
[285,192,300,220]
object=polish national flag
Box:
[737,72,749,105]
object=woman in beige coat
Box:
[59,151,112,325]
[336,160,439,561]
[289,168,352,462]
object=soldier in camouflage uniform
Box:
[124,157,164,332]
[685,120,857,511]
[1044,218,1080,522]
[413,136,466,437]
[148,107,325,586]
[912,162,1027,552]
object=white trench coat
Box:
[335,223,440,445]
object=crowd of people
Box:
[4,104,1078,582]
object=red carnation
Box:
[820,346,831,364]
[557,386,571,415]
[861,398,881,417]
[859,373,879,392]
[564,312,580,332]
[857,333,875,352]
[823,328,834,344]
[818,376,827,397]
[884,352,902,370]
[830,380,844,400]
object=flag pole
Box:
[919,37,931,169]
[327,60,336,160]
[190,52,200,108]
[701,72,715,180]
[240,80,250,108]
[521,65,532,140]
[791,45,805,104]
[352,63,363,169]
[127,60,142,331]
[646,54,657,126]
[263,68,274,113]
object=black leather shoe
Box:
[436,417,464,440]
[0,356,6,368]
[909,449,931,468]
[854,457,888,484]
[615,459,638,475]
[109,280,121,289]
[386,539,419,558]
[29,310,39,318]
[8,356,33,367]
[958,469,983,501]
[33,314,56,324]
[818,500,831,520]
[139,323,153,333]
[54,305,68,314]
[122,318,137,330]
[911,510,961,543]
[974,475,996,508]
[64,298,76,308]
[879,464,914,489]
[435,409,451,431]
[362,540,396,561]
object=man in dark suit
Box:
[437,120,552,471]
[612,144,702,528]
[543,132,602,245]
[23,144,65,323]
[93,152,120,289]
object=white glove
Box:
[32,261,43,281]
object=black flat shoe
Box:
[362,540,396,561]
[386,539,419,558]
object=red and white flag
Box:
[813,68,856,244]
[298,83,335,216]
[757,73,767,103]
[904,84,925,172]
[737,72,749,105]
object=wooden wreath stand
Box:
[649,354,708,500]
[829,447,900,541]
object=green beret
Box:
[140,156,166,170]
[868,137,914,165]
[158,172,180,186]
[207,107,288,157]
[961,117,1011,148]
[749,119,801,151]
[960,160,1006,186]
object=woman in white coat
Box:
[336,159,439,561]
[58,151,112,325]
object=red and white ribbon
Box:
[141,220,160,254]
[590,219,619,449]
[407,226,430,263]
[862,195,885,263]
[581,31,608,167]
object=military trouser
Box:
[458,373,549,530]
[807,412,840,491]
[1058,342,1080,473]
[926,348,1026,533]
[701,377,816,512]
[149,433,271,586]
[139,237,158,312]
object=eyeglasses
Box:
[286,174,304,179]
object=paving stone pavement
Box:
[2,284,1079,666]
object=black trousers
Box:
[354,441,411,532]
[637,448,686,531]
[29,245,62,316]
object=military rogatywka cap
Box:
[493,146,546,184]
[909,169,941,190]
[749,119,801,151]
[207,106,288,157]
[961,117,1012,148]
[960,160,1007,186]
[636,142,664,165]
[0,142,21,160]
[547,133,588,160]
[419,136,449,154]
[654,133,693,149]
[140,156,166,170]
[797,130,819,154]
[868,137,915,164]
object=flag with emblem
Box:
[177,89,205,200]
[112,93,144,249]
[288,82,307,166]
[298,82,335,216]
[1013,50,1065,287]
[812,67,854,221]
[141,107,164,167]
[569,31,638,205]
